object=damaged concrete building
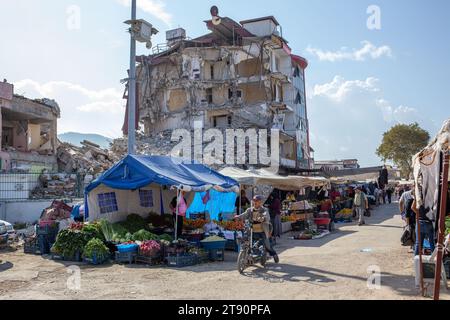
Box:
[0,80,60,172]
[131,14,313,173]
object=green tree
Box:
[376,123,430,179]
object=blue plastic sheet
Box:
[187,189,237,221]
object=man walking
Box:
[354,187,368,226]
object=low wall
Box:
[0,199,82,224]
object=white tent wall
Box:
[87,183,179,223]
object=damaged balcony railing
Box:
[0,172,84,201]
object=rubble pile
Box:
[109,131,175,160]
[31,173,80,199]
[57,140,116,175]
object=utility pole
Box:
[127,0,137,155]
[124,1,158,155]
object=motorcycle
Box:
[237,219,270,274]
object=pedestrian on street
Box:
[386,187,393,204]
[354,187,368,226]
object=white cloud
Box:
[116,0,172,27]
[312,75,380,102]
[306,41,392,62]
[376,99,419,124]
[308,75,429,166]
[14,79,125,138]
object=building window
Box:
[98,192,118,214]
[210,65,215,80]
[139,190,154,208]
[294,67,301,78]
[206,88,213,104]
[213,115,232,128]
[228,88,242,100]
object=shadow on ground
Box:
[0,261,14,272]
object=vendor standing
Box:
[170,190,188,238]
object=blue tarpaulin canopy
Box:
[84,155,239,220]
[86,155,238,192]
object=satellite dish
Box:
[146,41,152,49]
[212,16,222,26]
[210,5,219,17]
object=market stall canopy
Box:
[86,155,239,193]
[413,119,450,183]
[219,167,329,190]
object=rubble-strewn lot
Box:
[1,204,448,300]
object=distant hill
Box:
[58,132,113,149]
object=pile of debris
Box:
[57,140,116,175]
[31,173,80,199]
[109,130,175,160]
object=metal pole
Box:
[433,149,449,300]
[127,0,137,155]
[175,188,180,241]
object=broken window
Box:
[206,88,213,104]
[210,65,215,80]
[2,127,13,147]
[228,88,242,100]
[213,115,232,128]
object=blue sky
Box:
[1,0,449,166]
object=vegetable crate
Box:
[208,249,225,262]
[166,253,197,268]
[84,252,109,265]
[115,251,137,264]
[51,251,82,262]
[201,240,226,251]
[195,252,210,264]
[135,255,162,266]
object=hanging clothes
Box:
[413,149,440,222]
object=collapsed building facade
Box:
[0,80,60,172]
[131,15,313,173]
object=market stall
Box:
[219,167,332,239]
[23,155,241,268]
[412,119,450,300]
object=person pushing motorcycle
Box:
[234,195,279,263]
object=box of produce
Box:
[166,253,197,268]
[200,235,226,250]
[208,249,225,262]
[115,251,137,264]
[83,238,110,265]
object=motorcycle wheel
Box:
[237,250,248,274]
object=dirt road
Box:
[1,202,448,300]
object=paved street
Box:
[1,202,448,300]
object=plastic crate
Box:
[166,253,197,268]
[115,251,136,264]
[51,251,82,262]
[135,255,161,265]
[208,249,225,262]
[117,244,139,253]
[84,252,109,265]
[37,224,59,236]
[201,240,226,251]
[195,252,210,264]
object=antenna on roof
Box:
[210,5,221,26]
